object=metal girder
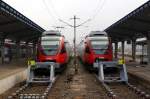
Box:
[117,26,146,34]
[108,30,134,37]
[108,31,134,41]
[105,17,149,37]
[26,38,39,43]
[0,0,43,43]
[109,35,125,42]
[12,28,30,33]
[105,1,150,41]
[3,28,29,36]
[0,20,19,26]
[107,26,146,42]
[15,32,38,40]
[130,18,150,24]
[0,0,44,33]
[25,34,40,42]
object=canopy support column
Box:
[16,40,20,59]
[114,42,118,59]
[147,37,150,65]
[25,42,29,59]
[32,42,37,60]
[121,41,125,60]
[132,39,136,62]
[0,38,5,64]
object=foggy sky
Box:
[3,0,149,44]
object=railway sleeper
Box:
[8,61,58,99]
[98,80,150,99]
[94,60,150,98]
[8,81,54,99]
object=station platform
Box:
[125,62,150,93]
[0,59,27,94]
[117,56,150,90]
[118,55,149,80]
[126,61,150,81]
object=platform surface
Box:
[0,59,27,94]
[126,61,150,82]
[117,55,150,83]
[0,59,27,80]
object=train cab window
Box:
[91,39,109,54]
[41,39,60,55]
[85,46,90,53]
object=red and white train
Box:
[37,30,70,72]
[77,31,113,70]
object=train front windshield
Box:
[91,37,108,54]
[41,39,60,55]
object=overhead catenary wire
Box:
[42,0,59,25]
[42,0,107,43]
[49,0,63,20]
[43,0,107,28]
[85,0,107,28]
[73,0,107,28]
[76,19,91,27]
[59,19,73,27]
[91,0,106,20]
[44,0,67,24]
[43,0,72,30]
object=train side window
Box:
[85,46,90,53]
[61,46,66,54]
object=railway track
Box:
[0,59,149,99]
[96,76,150,99]
[48,60,109,99]
[7,76,57,99]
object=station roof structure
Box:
[105,1,150,42]
[136,40,147,45]
[0,0,45,42]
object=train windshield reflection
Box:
[41,40,60,55]
[91,40,108,54]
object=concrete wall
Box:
[0,69,27,94]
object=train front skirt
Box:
[27,62,58,83]
[94,60,128,83]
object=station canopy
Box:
[105,1,150,42]
[0,0,45,42]
[136,39,147,45]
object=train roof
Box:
[88,36,108,41]
[41,36,61,41]
[42,30,61,36]
[88,31,107,37]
